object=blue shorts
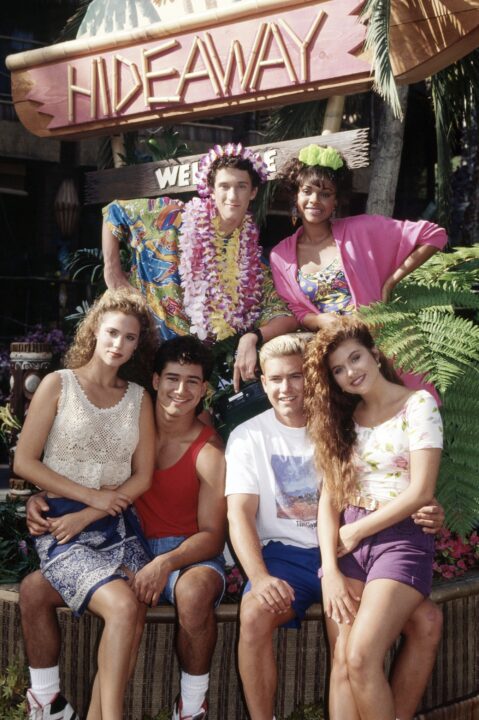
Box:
[243,541,322,629]
[320,506,434,597]
[147,535,226,607]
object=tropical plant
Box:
[431,50,479,232]
[360,247,479,535]
[0,404,21,447]
[0,659,28,720]
[433,527,479,580]
[0,501,39,583]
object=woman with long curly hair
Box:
[303,316,443,720]
[14,288,157,720]
[270,144,447,333]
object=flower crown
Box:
[195,143,269,197]
[298,144,344,171]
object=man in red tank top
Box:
[134,337,226,720]
[19,336,226,720]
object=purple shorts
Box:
[319,506,435,597]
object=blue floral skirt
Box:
[34,497,152,616]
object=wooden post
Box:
[321,95,345,135]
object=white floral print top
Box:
[354,390,443,502]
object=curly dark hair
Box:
[303,316,402,510]
[64,288,158,389]
[207,156,262,191]
[278,151,351,201]
[153,335,214,382]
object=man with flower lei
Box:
[102,143,298,390]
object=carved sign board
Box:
[84,128,369,204]
[7,0,479,140]
[7,0,369,139]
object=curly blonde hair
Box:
[303,317,402,510]
[64,288,158,388]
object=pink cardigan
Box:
[270,214,448,322]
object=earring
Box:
[291,206,299,227]
[377,362,381,368]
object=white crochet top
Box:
[42,369,144,489]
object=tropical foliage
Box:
[360,248,479,534]
[0,660,28,720]
[0,502,39,583]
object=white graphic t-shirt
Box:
[225,409,320,549]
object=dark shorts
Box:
[321,506,434,598]
[243,541,322,629]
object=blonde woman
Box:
[15,288,157,720]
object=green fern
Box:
[360,247,479,535]
[360,248,479,534]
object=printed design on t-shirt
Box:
[271,454,319,525]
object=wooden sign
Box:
[84,127,369,204]
[390,0,479,83]
[7,0,369,139]
[7,0,479,140]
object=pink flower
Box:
[392,455,409,470]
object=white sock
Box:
[29,666,60,706]
[180,671,209,715]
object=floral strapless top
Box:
[298,257,354,314]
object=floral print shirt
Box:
[297,257,354,314]
[103,197,289,340]
[354,390,443,502]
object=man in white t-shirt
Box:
[226,333,444,720]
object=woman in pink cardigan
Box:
[269,145,448,332]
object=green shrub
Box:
[0,660,28,720]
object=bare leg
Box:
[324,577,364,720]
[87,601,147,720]
[174,566,224,674]
[392,599,443,720]
[238,592,296,720]
[19,571,64,667]
[346,580,425,720]
[86,579,142,720]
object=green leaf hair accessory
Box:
[298,145,344,171]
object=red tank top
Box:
[135,424,216,539]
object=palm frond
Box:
[56,0,92,42]
[430,49,479,232]
[66,248,104,283]
[262,100,327,142]
[360,0,403,119]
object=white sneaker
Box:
[27,690,79,720]
[172,694,208,720]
